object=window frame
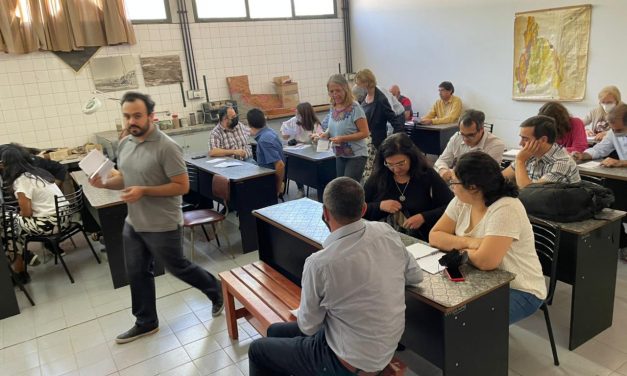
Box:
[193,0,337,23]
[127,0,172,24]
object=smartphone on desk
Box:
[445,266,465,282]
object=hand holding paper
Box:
[79,149,114,184]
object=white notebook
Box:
[406,243,445,274]
[78,149,114,183]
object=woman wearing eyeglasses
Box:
[429,151,546,324]
[363,133,453,241]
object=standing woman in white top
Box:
[1,147,64,283]
[429,151,547,324]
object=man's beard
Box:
[128,122,150,137]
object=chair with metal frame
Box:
[183,167,232,260]
[1,204,35,306]
[23,186,101,284]
[530,218,561,366]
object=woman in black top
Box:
[364,133,453,240]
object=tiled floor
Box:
[2,186,627,375]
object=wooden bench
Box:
[218,261,407,376]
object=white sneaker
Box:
[295,189,305,199]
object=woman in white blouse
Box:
[430,151,546,324]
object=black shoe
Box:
[115,325,159,344]
[212,296,224,317]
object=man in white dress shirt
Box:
[248,177,423,375]
[435,109,505,182]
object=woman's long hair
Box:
[0,146,54,191]
[538,101,571,139]
[366,133,430,200]
[454,151,518,206]
[296,102,320,132]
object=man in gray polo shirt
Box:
[90,92,223,344]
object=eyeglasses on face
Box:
[384,160,408,169]
[459,131,479,139]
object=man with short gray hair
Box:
[248,177,423,375]
[435,109,505,182]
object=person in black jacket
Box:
[355,69,403,181]
[364,133,453,241]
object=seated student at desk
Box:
[0,144,67,188]
[419,81,463,125]
[364,133,453,241]
[434,109,505,181]
[502,115,581,188]
[538,102,587,153]
[248,177,423,375]
[584,86,624,142]
[430,151,546,324]
[208,106,254,162]
[573,103,627,167]
[247,108,285,196]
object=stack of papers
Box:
[406,242,445,274]
[316,139,330,152]
[206,158,226,164]
[579,161,601,168]
[78,149,114,183]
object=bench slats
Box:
[231,267,295,322]
[252,261,302,299]
[244,263,301,309]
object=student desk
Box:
[0,242,20,319]
[253,198,515,376]
[532,209,626,350]
[185,156,277,253]
[71,172,165,289]
[405,122,458,155]
[283,145,336,201]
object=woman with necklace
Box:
[314,74,370,181]
[364,133,453,241]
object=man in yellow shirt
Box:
[420,81,462,125]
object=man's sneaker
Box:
[212,297,224,317]
[25,250,40,266]
[295,189,305,199]
[115,325,159,344]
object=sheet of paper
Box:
[206,158,226,163]
[579,161,602,168]
[417,253,444,274]
[316,139,330,152]
[285,144,311,150]
[406,242,440,259]
[78,149,113,183]
[503,149,520,157]
[214,161,243,168]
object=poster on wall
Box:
[512,5,591,101]
[90,55,138,92]
[140,55,184,86]
[52,47,100,73]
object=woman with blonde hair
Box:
[584,86,624,141]
[314,74,369,181]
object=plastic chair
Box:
[23,186,101,284]
[531,218,561,366]
[1,204,35,306]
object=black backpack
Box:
[519,180,615,222]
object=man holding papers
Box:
[90,92,223,344]
[248,177,422,375]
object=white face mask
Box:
[601,103,616,113]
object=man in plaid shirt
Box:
[208,106,254,162]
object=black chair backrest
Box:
[580,174,605,186]
[531,218,561,303]
[186,163,199,192]
[484,122,494,133]
[1,204,17,252]
[54,186,84,229]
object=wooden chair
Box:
[23,186,101,284]
[183,172,232,260]
[531,218,561,366]
[219,261,407,375]
[1,204,35,306]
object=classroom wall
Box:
[0,0,345,148]
[350,0,627,148]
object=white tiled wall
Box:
[0,18,345,148]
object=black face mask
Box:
[229,116,239,128]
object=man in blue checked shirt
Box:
[247,108,286,196]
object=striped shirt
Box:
[208,123,253,160]
[512,143,581,183]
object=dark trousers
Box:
[248,322,355,376]
[123,223,221,328]
[336,156,367,183]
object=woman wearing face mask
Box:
[280,102,323,198]
[584,86,624,142]
[313,74,370,182]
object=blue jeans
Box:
[248,322,354,376]
[122,223,221,329]
[510,288,543,324]
[336,156,367,183]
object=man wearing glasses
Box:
[208,106,254,162]
[434,109,505,182]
